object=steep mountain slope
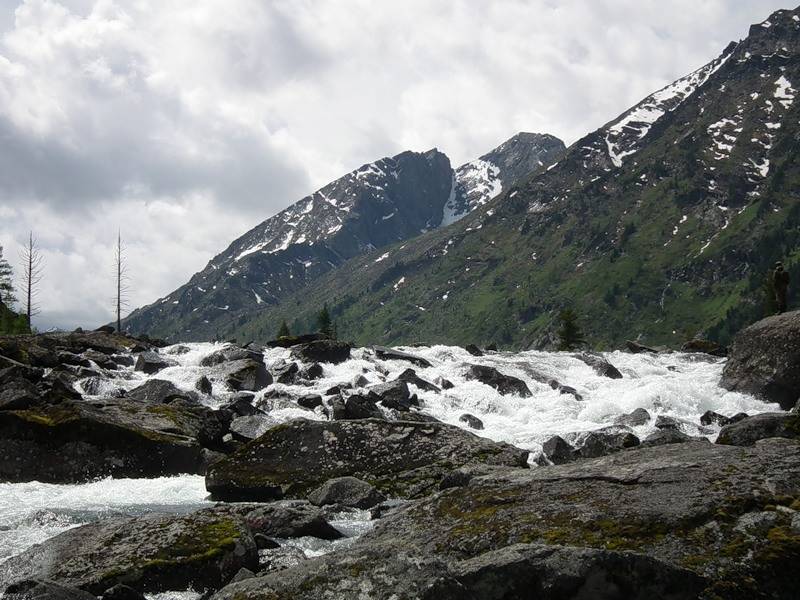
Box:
[230,6,800,349]
[125,133,564,341]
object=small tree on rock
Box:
[277,319,290,338]
[317,304,334,338]
[557,308,586,351]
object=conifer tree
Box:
[317,304,334,338]
[0,245,17,308]
[277,319,290,338]
[557,308,586,351]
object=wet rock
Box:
[575,352,623,379]
[465,344,483,357]
[265,333,325,349]
[465,364,532,397]
[290,340,351,364]
[197,410,234,449]
[133,351,175,375]
[230,568,256,584]
[681,338,726,357]
[641,429,695,447]
[541,435,576,465]
[206,418,529,501]
[101,585,146,600]
[324,384,346,395]
[459,413,484,430]
[229,415,279,442]
[3,580,97,600]
[240,502,343,540]
[397,368,440,392]
[654,415,682,431]
[485,343,498,351]
[625,340,660,354]
[721,311,800,410]
[297,394,323,410]
[254,534,280,550]
[0,378,40,411]
[615,408,651,427]
[221,394,260,416]
[436,376,455,390]
[126,379,198,405]
[200,346,263,367]
[352,374,370,388]
[165,345,191,355]
[299,363,324,380]
[222,359,272,392]
[548,380,583,401]
[700,410,730,427]
[272,361,299,384]
[256,546,307,575]
[0,508,258,594]
[716,413,800,446]
[577,431,639,458]
[367,380,416,411]
[0,396,210,482]
[308,476,386,510]
[343,395,384,420]
[195,375,213,395]
[372,346,433,368]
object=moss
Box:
[11,406,80,427]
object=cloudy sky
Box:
[0,0,788,330]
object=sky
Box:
[0,0,790,330]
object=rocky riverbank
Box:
[1,314,799,598]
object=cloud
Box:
[0,0,788,329]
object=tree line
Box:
[0,232,129,335]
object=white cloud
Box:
[0,0,788,329]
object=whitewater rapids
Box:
[0,343,778,593]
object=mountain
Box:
[125,133,565,340]
[224,6,800,349]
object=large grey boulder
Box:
[716,412,800,446]
[205,418,529,501]
[133,351,175,375]
[721,311,800,409]
[3,580,97,600]
[290,340,351,364]
[307,476,386,509]
[465,365,532,397]
[200,346,263,367]
[575,352,623,379]
[220,359,272,392]
[0,508,258,594]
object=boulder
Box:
[459,413,484,430]
[397,368,440,392]
[465,365,532,397]
[465,344,483,357]
[641,429,695,447]
[205,418,529,501]
[625,340,660,354]
[436,377,455,390]
[654,415,682,431]
[299,363,323,381]
[2,580,97,600]
[290,340,351,364]
[236,502,343,540]
[133,351,175,375]
[200,346,263,367]
[540,435,576,465]
[700,410,730,427]
[548,380,583,401]
[0,508,258,594]
[576,431,639,458]
[307,476,386,510]
[196,375,213,395]
[265,333,325,348]
[229,415,279,442]
[367,380,416,411]
[126,379,198,405]
[101,585,146,600]
[574,353,623,379]
[296,395,323,410]
[221,395,260,417]
[342,395,384,420]
[221,359,272,392]
[716,413,800,446]
[721,311,800,409]
[272,361,299,384]
[614,408,651,427]
[681,339,726,357]
[372,346,433,368]
[0,396,210,482]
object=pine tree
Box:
[0,244,17,308]
[277,319,290,338]
[762,272,778,317]
[317,304,334,338]
[557,308,586,351]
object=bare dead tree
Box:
[114,232,130,332]
[20,231,44,327]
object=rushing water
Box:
[0,343,780,593]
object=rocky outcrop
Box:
[219,359,272,392]
[307,477,386,510]
[372,346,432,367]
[721,311,800,410]
[3,580,98,600]
[0,508,258,594]
[133,351,175,375]
[574,353,623,379]
[465,365,532,397]
[205,418,529,501]
[0,395,210,482]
